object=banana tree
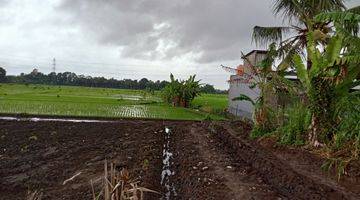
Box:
[181,75,201,107]
[292,19,360,146]
[162,74,201,108]
[162,74,182,106]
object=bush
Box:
[250,126,271,138]
[250,105,281,139]
[332,93,360,150]
[203,114,213,121]
[276,103,311,145]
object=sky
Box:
[0,0,358,89]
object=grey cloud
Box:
[58,0,279,63]
[0,0,9,6]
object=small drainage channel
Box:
[0,116,114,123]
[161,127,177,199]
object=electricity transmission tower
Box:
[52,58,56,73]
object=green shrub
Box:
[250,126,271,138]
[332,93,360,150]
[203,114,213,121]
[277,103,311,145]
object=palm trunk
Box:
[308,113,324,147]
[306,56,325,147]
[307,81,334,147]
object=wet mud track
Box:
[170,123,282,199]
[210,122,360,200]
[0,117,358,199]
[0,119,165,199]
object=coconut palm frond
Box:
[252,26,291,46]
[277,41,302,71]
[315,10,360,36]
[273,0,346,22]
[348,5,360,14]
[273,0,304,22]
[315,11,360,23]
[336,55,360,65]
[305,0,345,16]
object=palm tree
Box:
[292,10,360,146]
[252,0,359,70]
[252,0,360,146]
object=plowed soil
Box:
[0,117,359,199]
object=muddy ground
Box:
[0,117,359,199]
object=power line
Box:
[0,53,160,68]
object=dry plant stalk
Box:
[26,190,43,200]
[91,160,159,200]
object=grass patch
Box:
[191,93,228,114]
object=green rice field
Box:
[0,83,228,120]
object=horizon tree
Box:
[0,67,6,82]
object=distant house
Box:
[228,50,267,119]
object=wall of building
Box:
[228,75,260,119]
[228,50,266,119]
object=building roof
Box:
[242,50,268,58]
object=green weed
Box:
[277,103,311,145]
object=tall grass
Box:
[276,103,311,145]
[320,93,360,179]
[332,93,360,151]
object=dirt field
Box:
[0,117,359,199]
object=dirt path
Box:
[213,122,360,200]
[256,130,360,198]
[167,122,281,199]
[188,124,281,199]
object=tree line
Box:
[0,68,226,94]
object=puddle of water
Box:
[161,127,177,199]
[113,94,143,101]
[0,117,18,121]
[0,116,114,123]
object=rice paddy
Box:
[0,83,227,120]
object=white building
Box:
[228,50,267,119]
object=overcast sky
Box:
[0,0,358,89]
